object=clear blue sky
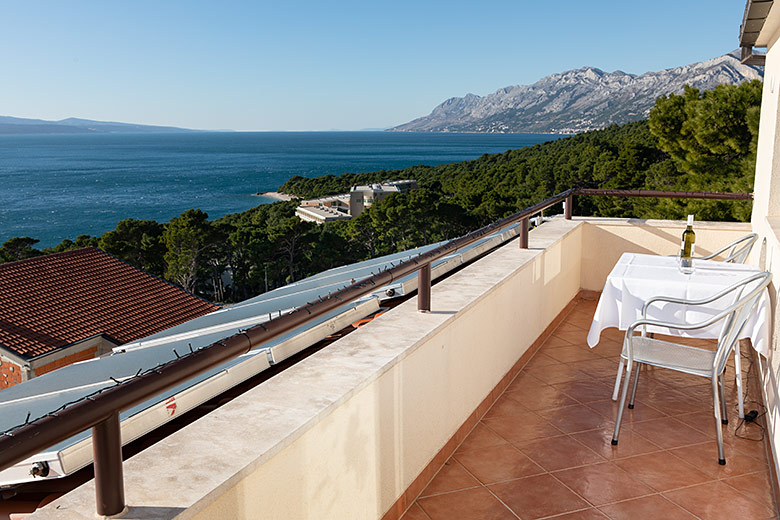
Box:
[0,1,748,131]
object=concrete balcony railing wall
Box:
[579,218,753,292]
[27,217,756,520]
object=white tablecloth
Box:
[587,253,771,356]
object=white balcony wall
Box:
[580,218,752,292]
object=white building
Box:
[296,180,418,223]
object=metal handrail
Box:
[0,187,753,515]
[574,188,753,200]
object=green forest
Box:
[0,80,762,303]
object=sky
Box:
[0,0,749,131]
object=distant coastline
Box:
[0,115,199,135]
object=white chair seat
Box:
[622,337,715,378]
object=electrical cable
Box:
[733,346,766,441]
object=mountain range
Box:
[0,116,197,135]
[390,51,763,134]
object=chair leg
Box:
[612,359,625,401]
[713,376,726,465]
[628,362,641,409]
[718,375,728,425]
[612,361,634,445]
[734,346,745,419]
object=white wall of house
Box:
[749,4,780,492]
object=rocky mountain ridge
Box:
[391,51,763,134]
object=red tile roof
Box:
[0,248,219,359]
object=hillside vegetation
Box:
[1,81,761,303]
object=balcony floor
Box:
[401,299,779,520]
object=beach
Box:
[255,191,296,201]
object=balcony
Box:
[14,214,776,520]
[402,302,776,520]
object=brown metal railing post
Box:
[519,217,529,248]
[418,263,431,312]
[93,412,125,517]
[565,195,573,220]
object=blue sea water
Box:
[0,131,560,247]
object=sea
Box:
[0,131,561,247]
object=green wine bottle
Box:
[680,214,695,274]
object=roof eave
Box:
[740,0,773,64]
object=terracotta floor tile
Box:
[568,314,597,326]
[554,380,614,403]
[400,503,431,520]
[630,417,710,449]
[675,411,724,437]
[554,329,590,345]
[614,451,713,492]
[454,443,544,484]
[489,473,590,519]
[568,317,599,331]
[504,384,579,411]
[504,372,549,395]
[665,480,776,519]
[593,345,625,363]
[556,322,590,334]
[545,345,601,363]
[519,434,605,471]
[723,471,778,509]
[456,423,508,454]
[676,382,736,403]
[596,327,624,343]
[482,413,564,447]
[420,459,481,497]
[552,462,654,506]
[549,509,608,519]
[544,335,576,348]
[631,387,705,416]
[646,367,708,388]
[417,487,517,520]
[572,425,662,460]
[536,404,612,433]
[722,429,771,460]
[522,352,563,369]
[598,494,697,519]
[621,373,678,394]
[670,442,767,479]
[525,364,595,384]
[573,358,624,379]
[586,398,667,423]
[484,394,530,419]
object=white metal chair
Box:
[611,271,771,465]
[697,233,758,264]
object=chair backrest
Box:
[713,271,772,375]
[700,233,758,264]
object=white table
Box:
[587,253,771,412]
